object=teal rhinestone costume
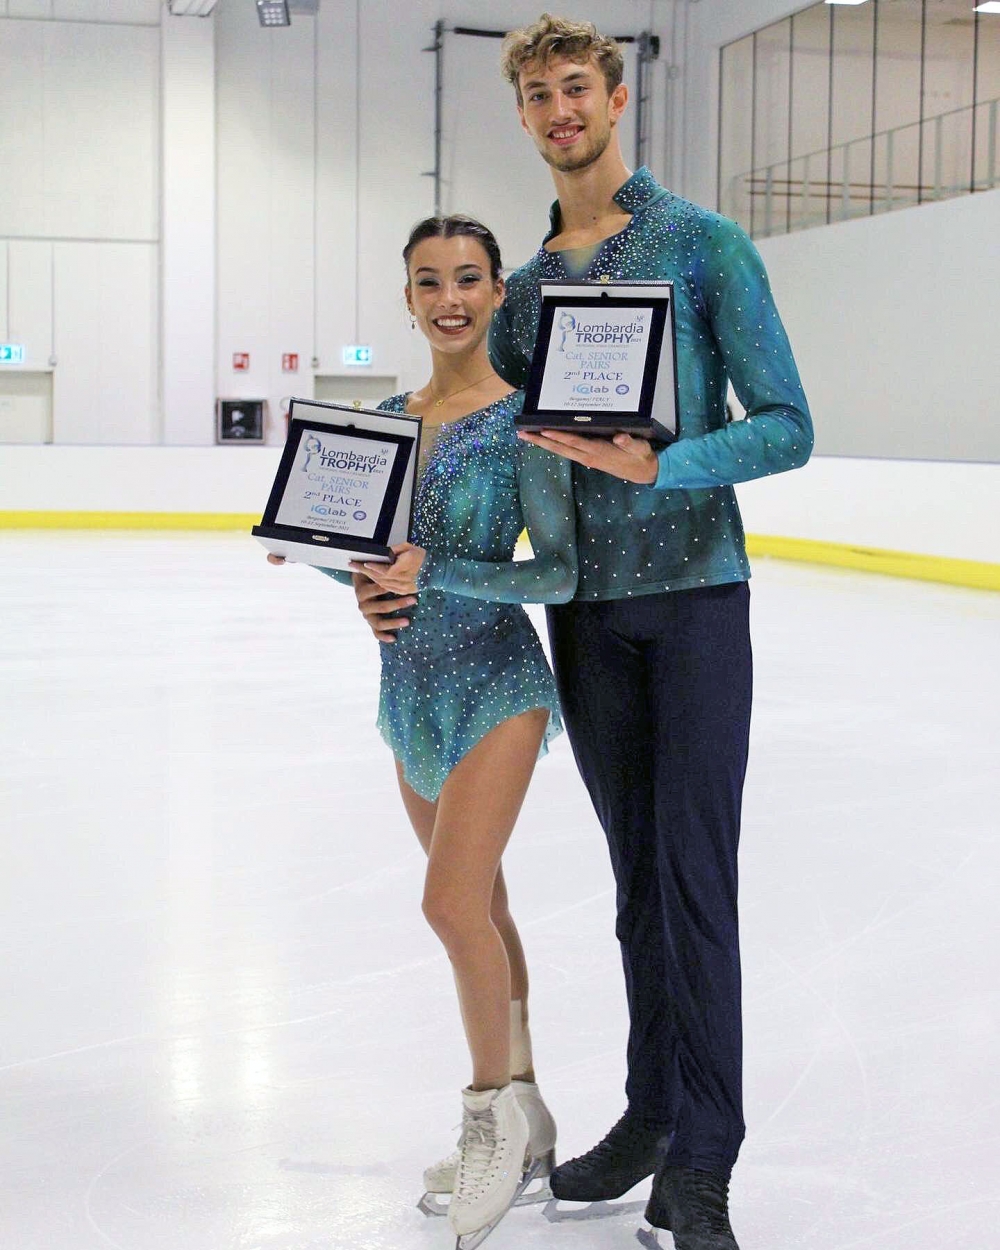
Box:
[324,390,577,801]
[489,166,813,600]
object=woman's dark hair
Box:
[403,214,503,281]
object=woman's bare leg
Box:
[394,757,535,1080]
[394,761,437,854]
[488,873,534,1081]
[419,708,548,1091]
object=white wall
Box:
[0,2,160,442]
[161,10,215,447]
[1,241,52,367]
[0,445,280,513]
[214,0,673,445]
[52,242,159,444]
[756,186,1000,462]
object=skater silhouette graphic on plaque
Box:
[556,310,576,352]
[301,435,321,472]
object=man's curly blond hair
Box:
[500,13,624,107]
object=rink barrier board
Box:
[0,510,260,531]
[743,534,1000,593]
[0,511,998,593]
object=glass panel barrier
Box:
[718,1,997,238]
[787,150,829,234]
[974,11,1000,191]
[973,98,999,192]
[718,34,754,233]
[752,18,792,237]
[829,136,876,224]
[922,0,976,202]
[790,4,832,232]
[872,116,922,215]
[830,0,876,218]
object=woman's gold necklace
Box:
[428,372,496,408]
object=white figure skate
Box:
[418,1079,557,1217]
[443,1084,537,1249]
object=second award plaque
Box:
[518,280,678,439]
[252,398,420,570]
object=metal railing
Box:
[733,97,999,239]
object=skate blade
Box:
[417,1191,450,1217]
[454,1158,543,1250]
[636,1226,662,1249]
[543,1197,648,1224]
[513,1175,552,1207]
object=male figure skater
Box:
[487,14,813,1250]
[353,13,812,1248]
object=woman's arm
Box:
[415,443,577,604]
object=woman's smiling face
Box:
[406,235,505,355]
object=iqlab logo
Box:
[574,383,632,396]
[309,502,368,520]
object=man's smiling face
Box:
[517,54,627,174]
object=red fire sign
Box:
[232,352,250,371]
[282,353,299,373]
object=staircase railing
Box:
[733,96,999,238]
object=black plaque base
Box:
[252,523,393,570]
[516,412,663,438]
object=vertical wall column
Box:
[161,11,216,446]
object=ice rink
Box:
[1,531,997,1250]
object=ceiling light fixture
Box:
[257,0,291,26]
[974,2,1000,12]
[824,1,870,6]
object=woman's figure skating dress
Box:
[354,389,577,801]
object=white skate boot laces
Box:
[455,1109,502,1201]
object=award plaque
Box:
[252,398,420,569]
[518,281,678,439]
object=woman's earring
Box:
[408,312,416,330]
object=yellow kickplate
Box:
[0,511,257,532]
[745,533,1000,593]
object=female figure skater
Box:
[271,215,576,1245]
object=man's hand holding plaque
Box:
[516,428,659,483]
[350,542,426,596]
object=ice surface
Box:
[1,532,997,1249]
